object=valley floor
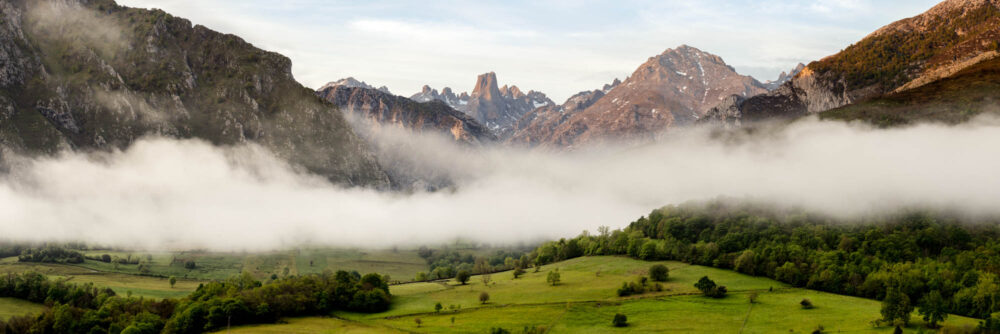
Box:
[0,254,981,333]
[223,256,981,333]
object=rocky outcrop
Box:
[409,72,554,137]
[316,84,495,145]
[0,0,389,187]
[510,45,767,148]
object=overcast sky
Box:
[118,0,940,102]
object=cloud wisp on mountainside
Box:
[2,116,1000,251]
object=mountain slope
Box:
[316,83,495,145]
[0,0,390,187]
[820,55,1000,126]
[410,72,554,137]
[704,0,1000,126]
[510,45,767,147]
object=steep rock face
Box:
[0,0,389,187]
[705,0,1000,125]
[510,45,767,148]
[316,84,495,145]
[409,72,554,137]
[820,55,1000,126]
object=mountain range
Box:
[2,0,998,188]
[410,72,554,137]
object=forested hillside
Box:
[530,200,1000,324]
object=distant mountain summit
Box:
[510,45,767,147]
[704,0,1000,126]
[763,63,806,91]
[320,77,391,95]
[410,72,554,137]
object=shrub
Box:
[695,276,727,298]
[613,313,628,327]
[513,267,525,279]
[801,298,814,309]
[649,264,669,282]
[455,270,470,285]
[547,269,561,286]
[479,291,490,304]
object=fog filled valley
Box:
[3,116,1000,250]
[4,0,1000,333]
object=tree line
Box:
[0,270,390,334]
[415,247,528,281]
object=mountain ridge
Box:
[509,45,767,147]
[0,0,390,187]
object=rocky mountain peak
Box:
[320,77,391,94]
[510,45,766,147]
[410,72,553,138]
[603,78,622,92]
[472,71,502,100]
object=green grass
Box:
[0,298,45,320]
[0,253,983,333]
[329,256,980,333]
[0,257,204,300]
[216,317,405,334]
[74,248,428,282]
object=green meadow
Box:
[0,254,983,332]
[226,256,981,333]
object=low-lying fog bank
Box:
[2,115,1000,250]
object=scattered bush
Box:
[479,291,490,304]
[695,276,727,298]
[801,298,814,309]
[513,267,526,279]
[547,269,561,286]
[455,270,471,285]
[649,264,669,282]
[613,313,628,327]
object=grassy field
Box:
[73,248,429,282]
[0,252,983,333]
[0,298,45,320]
[225,256,979,333]
[0,257,204,299]
[223,317,407,334]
